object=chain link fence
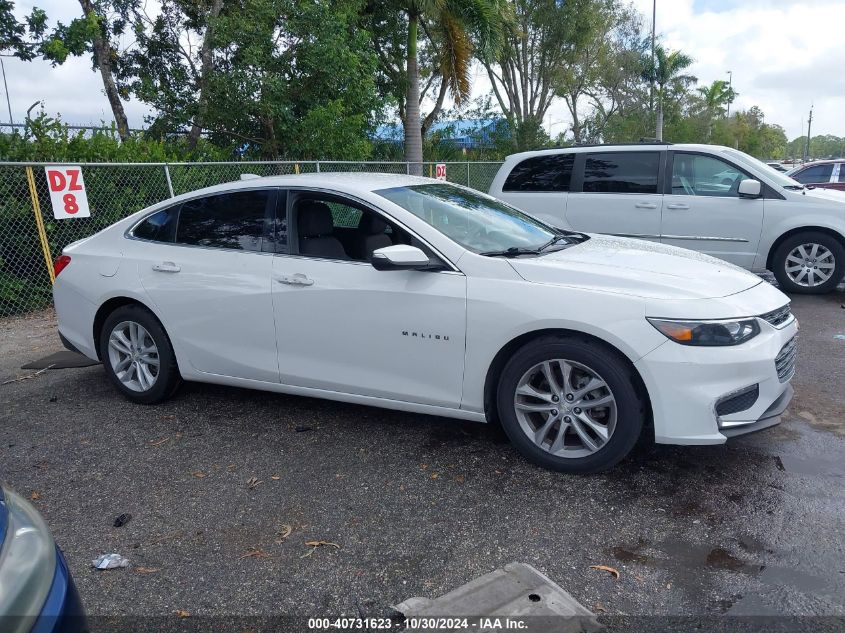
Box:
[0,160,503,317]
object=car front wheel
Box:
[772,232,845,294]
[99,304,181,404]
[496,336,645,474]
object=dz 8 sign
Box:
[45,166,91,219]
[435,163,447,180]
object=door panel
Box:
[661,152,764,268]
[137,244,279,381]
[272,256,467,407]
[565,151,663,240]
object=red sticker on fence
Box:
[435,163,447,180]
[45,166,91,219]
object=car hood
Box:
[803,187,845,205]
[508,235,763,300]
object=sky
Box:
[4,0,845,140]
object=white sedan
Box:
[52,174,797,473]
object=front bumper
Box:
[635,317,798,445]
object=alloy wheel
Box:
[785,243,836,288]
[107,320,160,392]
[513,359,617,458]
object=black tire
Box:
[99,304,181,404]
[496,336,645,474]
[772,231,845,295]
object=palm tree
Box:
[697,79,736,140]
[643,45,695,141]
[398,1,506,173]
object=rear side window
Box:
[502,154,574,192]
[176,190,270,251]
[133,206,178,242]
[793,163,834,184]
[583,152,660,194]
[838,166,845,183]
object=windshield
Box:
[721,148,801,188]
[375,183,561,253]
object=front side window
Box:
[793,164,834,184]
[132,206,178,242]
[176,190,270,251]
[376,183,559,254]
[582,152,660,194]
[671,153,748,197]
[503,154,574,192]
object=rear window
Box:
[133,206,178,242]
[583,152,660,194]
[502,154,574,192]
[176,190,270,251]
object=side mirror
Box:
[738,179,762,198]
[371,244,431,271]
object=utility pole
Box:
[804,105,813,162]
[650,0,656,113]
[726,70,733,118]
[0,57,13,125]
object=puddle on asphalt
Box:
[775,454,845,479]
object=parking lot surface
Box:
[1,282,844,627]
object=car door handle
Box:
[666,203,690,210]
[276,273,314,286]
[152,261,181,273]
[634,202,658,209]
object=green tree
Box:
[366,0,507,171]
[642,44,695,141]
[0,1,49,59]
[41,1,139,140]
[130,0,381,159]
[482,0,596,149]
[696,79,735,140]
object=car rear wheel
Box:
[496,336,645,474]
[99,304,181,404]
[772,232,844,294]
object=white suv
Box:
[489,143,845,294]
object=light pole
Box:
[726,70,733,118]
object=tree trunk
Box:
[79,0,130,141]
[403,14,423,176]
[187,0,224,150]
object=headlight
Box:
[0,487,57,633]
[647,317,760,346]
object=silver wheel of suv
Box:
[513,359,617,458]
[107,320,160,392]
[785,243,836,288]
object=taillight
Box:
[54,255,71,277]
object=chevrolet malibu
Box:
[52,174,797,473]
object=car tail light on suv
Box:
[54,255,71,277]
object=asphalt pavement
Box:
[0,281,843,630]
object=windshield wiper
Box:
[479,246,542,258]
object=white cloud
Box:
[627,0,845,138]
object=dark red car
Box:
[787,160,845,191]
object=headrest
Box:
[298,200,334,236]
[359,212,388,235]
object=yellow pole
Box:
[295,163,300,175]
[26,166,55,284]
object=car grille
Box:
[760,304,792,328]
[775,336,797,383]
[716,384,760,417]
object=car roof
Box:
[164,172,437,204]
[504,143,738,161]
